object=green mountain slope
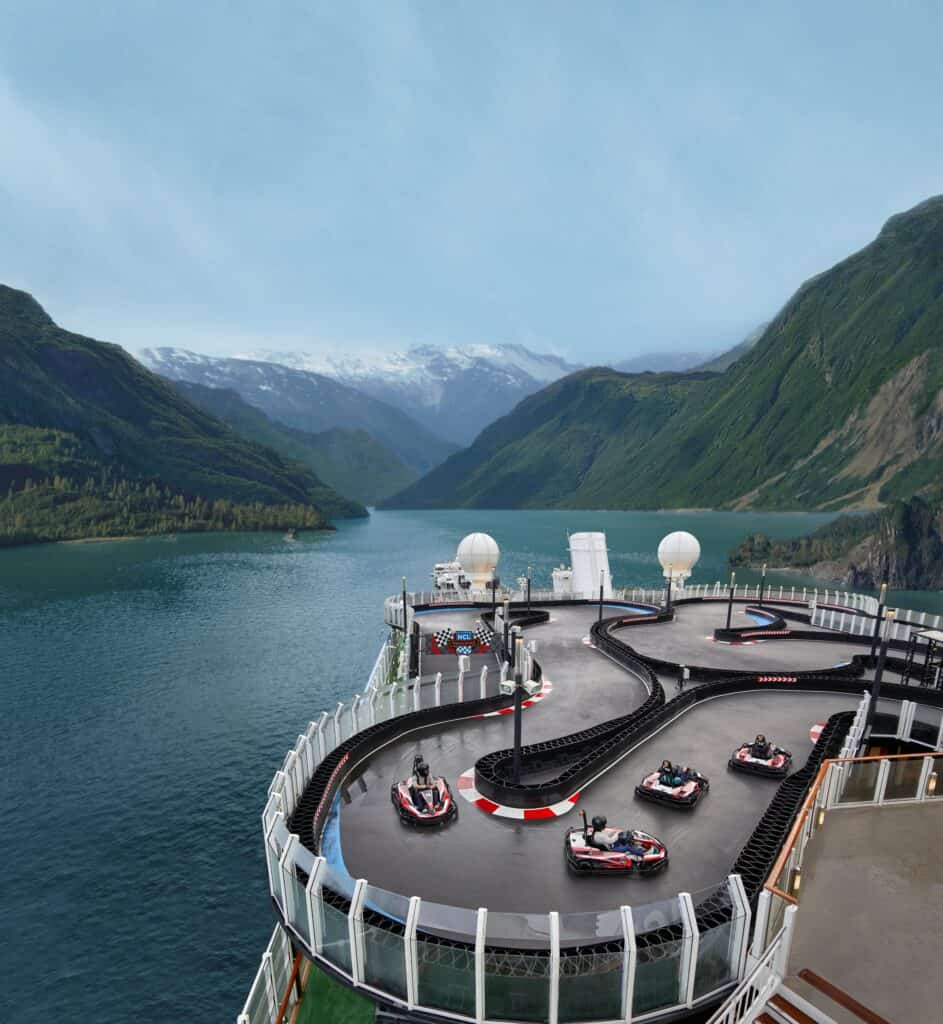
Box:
[0,284,363,542]
[383,196,943,512]
[172,381,416,505]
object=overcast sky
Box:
[1,2,941,362]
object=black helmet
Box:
[755,734,766,743]
[591,815,607,831]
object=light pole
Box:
[865,610,895,739]
[503,596,511,660]
[512,636,525,784]
[491,570,497,622]
[725,571,736,630]
[526,564,532,614]
[401,576,408,632]
[665,571,673,616]
[598,569,605,623]
[869,582,888,662]
[759,564,767,606]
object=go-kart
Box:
[729,741,792,778]
[390,755,457,826]
[635,764,709,809]
[564,812,668,875]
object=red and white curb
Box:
[810,721,827,743]
[472,679,554,717]
[456,766,580,819]
[757,675,798,684]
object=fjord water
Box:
[2,508,940,1023]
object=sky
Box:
[0,2,941,364]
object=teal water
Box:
[1,508,940,1023]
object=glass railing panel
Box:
[558,919,624,1024]
[319,897,353,975]
[870,699,900,737]
[320,860,356,902]
[284,866,311,947]
[416,937,476,1017]
[363,884,410,926]
[484,910,553,1024]
[911,705,943,747]
[417,901,478,944]
[883,757,924,801]
[336,706,352,744]
[362,918,407,1000]
[484,946,551,1023]
[631,898,684,1015]
[764,891,787,950]
[691,885,738,1000]
[838,760,880,803]
[246,973,274,1022]
[559,908,623,946]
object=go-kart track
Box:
[337,601,864,912]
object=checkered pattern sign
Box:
[427,623,494,655]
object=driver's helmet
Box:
[755,734,766,744]
[591,815,608,832]
[661,759,672,772]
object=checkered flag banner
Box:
[473,624,494,649]
[429,628,452,655]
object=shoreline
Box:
[1,524,336,552]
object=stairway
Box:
[754,969,892,1024]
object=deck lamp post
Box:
[869,582,888,662]
[401,576,408,632]
[865,609,895,740]
[500,635,540,786]
[725,571,736,630]
[759,564,767,606]
[598,569,605,623]
[503,597,511,660]
[526,564,532,614]
[491,570,497,622]
[665,570,673,616]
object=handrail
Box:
[273,953,303,1024]
[797,969,892,1024]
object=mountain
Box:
[696,322,770,372]
[730,494,943,590]
[0,284,363,545]
[235,344,581,446]
[172,381,415,505]
[382,196,943,514]
[138,348,457,474]
[612,350,718,374]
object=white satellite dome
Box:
[456,532,500,578]
[657,531,701,579]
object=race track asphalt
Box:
[337,603,863,914]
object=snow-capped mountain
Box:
[235,344,581,445]
[136,347,457,475]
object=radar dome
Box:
[456,533,500,580]
[657,531,701,579]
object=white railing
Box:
[238,925,297,1024]
[387,583,901,619]
[706,907,797,1024]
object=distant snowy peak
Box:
[236,343,579,388]
[141,342,581,447]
